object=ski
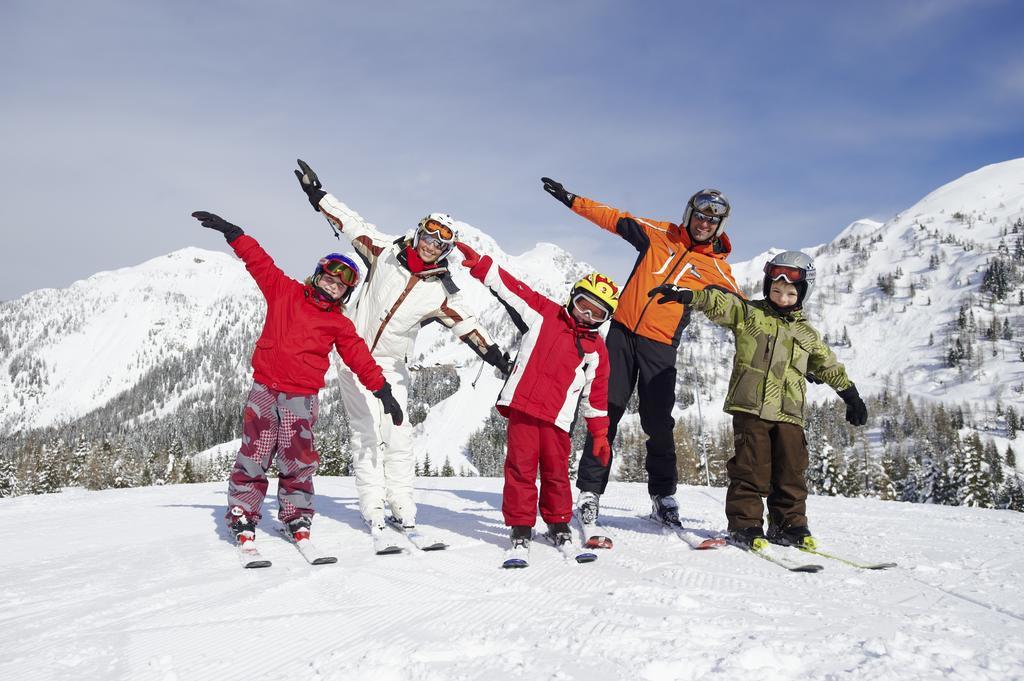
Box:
[371,524,404,555]
[647,514,727,550]
[276,527,337,565]
[542,530,597,564]
[237,540,272,569]
[385,516,448,551]
[575,511,613,549]
[501,544,530,569]
[797,546,897,570]
[728,538,823,573]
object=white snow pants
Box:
[337,360,416,527]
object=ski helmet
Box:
[762,250,815,310]
[566,273,620,327]
[681,189,730,240]
[312,253,360,303]
[413,213,458,260]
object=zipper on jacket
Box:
[370,275,421,353]
[632,244,692,335]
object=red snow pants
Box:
[226,381,320,524]
[502,408,573,527]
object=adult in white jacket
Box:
[294,160,512,534]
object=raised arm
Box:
[293,159,395,267]
[649,284,748,331]
[192,211,286,299]
[540,177,672,253]
[454,241,553,325]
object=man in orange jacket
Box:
[540,179,742,531]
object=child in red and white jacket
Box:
[192,211,403,555]
[454,241,620,553]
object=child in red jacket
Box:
[192,211,403,558]
[454,241,618,564]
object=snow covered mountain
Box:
[1,159,1022,474]
[2,477,1023,681]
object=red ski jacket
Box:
[466,256,610,435]
[231,235,386,395]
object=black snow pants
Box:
[576,320,679,497]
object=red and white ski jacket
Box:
[231,234,386,395]
[318,194,495,366]
[465,255,610,435]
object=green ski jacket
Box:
[691,287,853,427]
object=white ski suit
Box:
[318,193,497,526]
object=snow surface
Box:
[2,478,1023,681]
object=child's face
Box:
[318,273,349,301]
[769,279,799,308]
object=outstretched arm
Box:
[293,159,395,268]
[192,211,285,299]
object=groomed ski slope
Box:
[1,478,1022,681]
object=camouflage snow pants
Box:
[226,382,320,524]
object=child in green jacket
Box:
[650,251,868,549]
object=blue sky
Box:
[2,0,1023,301]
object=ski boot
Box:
[286,516,312,542]
[510,525,533,549]
[227,505,257,546]
[767,524,817,550]
[545,521,572,546]
[651,494,682,528]
[576,491,601,525]
[729,526,768,550]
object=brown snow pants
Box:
[726,412,809,531]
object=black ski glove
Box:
[373,382,404,426]
[541,177,576,209]
[837,385,868,426]
[294,159,327,212]
[192,211,244,243]
[805,372,824,385]
[482,344,512,378]
[648,284,693,305]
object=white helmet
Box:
[763,250,816,309]
[681,188,730,239]
[413,213,458,260]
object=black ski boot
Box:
[651,494,682,528]
[227,505,257,545]
[730,526,768,549]
[767,524,816,549]
[545,521,572,546]
[286,516,312,542]
[510,525,533,549]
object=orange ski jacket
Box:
[572,196,742,347]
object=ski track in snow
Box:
[1,479,1023,681]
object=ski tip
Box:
[790,564,825,573]
[375,546,404,556]
[243,559,272,569]
[502,558,529,569]
[311,556,339,565]
[419,543,449,551]
[574,553,598,563]
[583,537,613,550]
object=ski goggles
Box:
[318,258,359,286]
[691,193,729,217]
[763,263,807,284]
[690,212,722,225]
[571,292,611,324]
[420,220,455,242]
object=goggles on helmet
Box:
[571,292,612,325]
[691,192,730,217]
[420,220,455,242]
[318,257,359,286]
[763,262,807,284]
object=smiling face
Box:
[415,232,446,263]
[316,273,349,301]
[768,279,799,308]
[687,212,720,243]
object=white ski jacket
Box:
[318,193,495,365]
